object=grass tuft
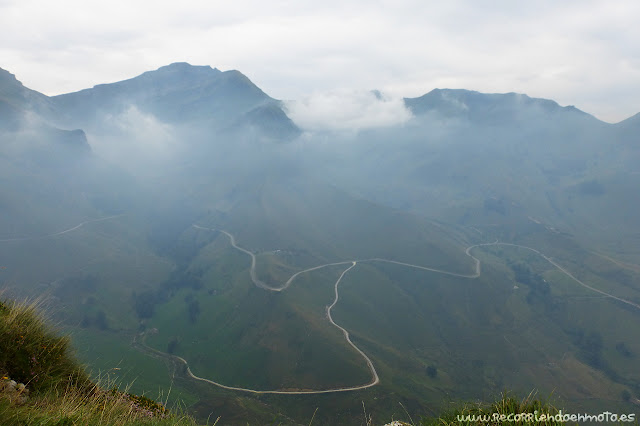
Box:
[417,391,562,426]
[0,296,91,393]
[0,295,202,425]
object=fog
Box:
[2,64,640,426]
[285,89,412,132]
[78,105,185,181]
[2,63,640,278]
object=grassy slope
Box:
[134,178,640,424]
[218,178,473,270]
[0,213,208,415]
[0,297,200,425]
[3,173,640,424]
[144,232,372,390]
[1,295,622,426]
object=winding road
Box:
[133,225,639,395]
[5,216,635,394]
[494,242,640,310]
[0,214,126,242]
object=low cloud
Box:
[285,89,412,132]
[103,105,175,152]
[90,106,180,177]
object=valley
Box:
[136,225,640,397]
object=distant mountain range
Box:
[404,88,594,123]
[1,60,639,249]
[1,62,301,146]
[2,62,637,147]
[2,60,639,249]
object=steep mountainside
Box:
[51,62,300,139]
[310,89,639,253]
[0,67,61,129]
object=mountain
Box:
[615,112,640,144]
[51,62,300,138]
[0,68,132,239]
[308,88,639,254]
[0,67,60,129]
[0,67,90,154]
[226,103,302,141]
[615,111,640,127]
[404,88,595,124]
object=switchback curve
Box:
[133,225,640,395]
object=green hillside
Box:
[0,297,200,425]
[3,174,640,424]
[110,177,639,423]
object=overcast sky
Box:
[1,0,638,123]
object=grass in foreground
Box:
[416,392,565,426]
[0,296,204,425]
[377,393,565,426]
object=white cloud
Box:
[286,90,412,132]
[90,106,179,176]
[103,106,175,151]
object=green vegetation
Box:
[418,392,564,425]
[129,200,640,424]
[2,178,639,423]
[0,298,90,394]
[0,296,202,425]
[4,196,640,424]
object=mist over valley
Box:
[1,62,640,424]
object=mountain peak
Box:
[147,62,220,76]
[0,67,60,126]
[0,67,25,98]
[404,89,593,124]
[0,67,20,85]
[102,62,222,91]
[165,61,212,69]
[51,63,276,126]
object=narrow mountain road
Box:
[192,224,485,290]
[133,260,379,394]
[0,214,126,242]
[325,261,380,389]
[360,239,497,279]
[5,216,636,393]
[158,226,640,395]
[496,242,640,310]
[192,225,356,292]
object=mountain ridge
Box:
[4,63,637,129]
[404,88,598,125]
[43,62,302,140]
[0,67,61,128]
